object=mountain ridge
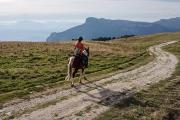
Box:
[47,17,180,41]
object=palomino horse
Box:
[65,48,89,87]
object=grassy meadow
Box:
[0,32,180,104]
[95,36,180,120]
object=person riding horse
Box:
[74,36,88,68]
[65,37,89,87]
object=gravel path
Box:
[0,41,178,120]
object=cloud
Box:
[156,0,180,2]
[0,0,180,21]
[0,0,180,40]
[0,0,16,2]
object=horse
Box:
[65,47,89,87]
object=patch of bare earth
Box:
[0,41,178,120]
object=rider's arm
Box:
[74,42,78,49]
[82,43,85,51]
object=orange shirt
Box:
[75,41,85,53]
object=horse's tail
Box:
[65,57,74,81]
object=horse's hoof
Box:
[71,84,75,87]
[79,81,83,84]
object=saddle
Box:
[72,55,83,68]
[72,48,88,68]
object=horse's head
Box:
[83,47,89,57]
[86,47,89,57]
[85,47,89,57]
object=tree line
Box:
[72,35,136,41]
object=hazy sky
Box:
[0,0,180,22]
[0,0,180,41]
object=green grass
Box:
[96,77,180,120]
[0,32,180,103]
[95,36,180,120]
[165,41,180,76]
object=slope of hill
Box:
[47,17,180,41]
[96,40,180,120]
[1,32,180,120]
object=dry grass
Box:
[95,33,180,120]
[0,32,180,103]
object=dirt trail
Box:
[0,41,178,120]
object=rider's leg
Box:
[81,55,85,66]
[82,55,88,68]
[83,56,88,68]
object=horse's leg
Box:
[71,68,78,87]
[71,68,75,87]
[65,56,74,82]
[65,64,71,81]
[79,68,84,83]
[82,68,87,80]
[72,68,78,78]
[65,62,71,81]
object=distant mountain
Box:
[47,17,180,41]
[155,17,180,30]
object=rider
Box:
[74,36,88,68]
